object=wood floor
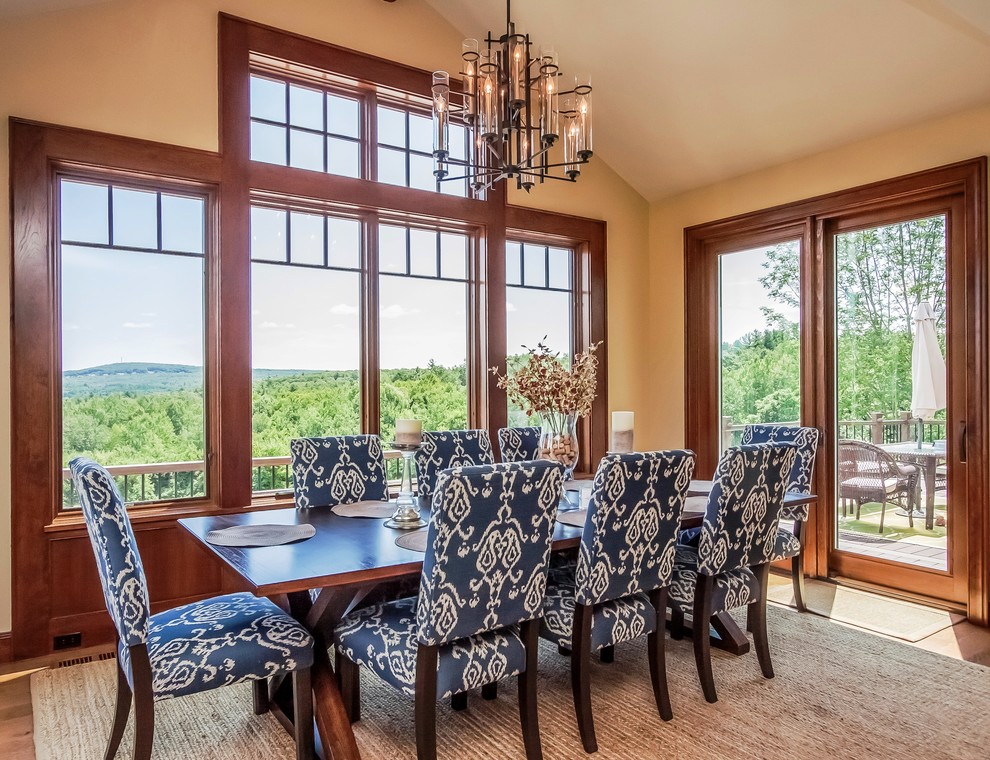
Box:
[2,599,989,759]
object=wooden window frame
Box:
[684,158,988,623]
[7,15,607,658]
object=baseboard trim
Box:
[0,631,12,663]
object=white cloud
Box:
[259,321,297,329]
[330,304,359,316]
[122,321,152,329]
[506,302,518,312]
[381,304,422,320]
[140,311,157,318]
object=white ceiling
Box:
[423,0,990,200]
[3,0,989,200]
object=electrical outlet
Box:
[53,632,82,650]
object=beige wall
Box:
[0,0,649,634]
[646,103,990,450]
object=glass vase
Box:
[539,412,579,479]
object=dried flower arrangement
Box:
[491,341,602,473]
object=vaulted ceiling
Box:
[3,0,989,201]
[423,0,990,200]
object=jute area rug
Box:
[33,607,989,759]
[768,578,965,642]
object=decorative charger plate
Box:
[331,500,396,518]
[556,509,587,528]
[394,529,429,553]
[205,523,316,548]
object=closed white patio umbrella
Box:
[910,301,946,448]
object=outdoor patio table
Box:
[878,443,947,530]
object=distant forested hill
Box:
[62,362,329,397]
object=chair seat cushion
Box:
[768,526,801,561]
[668,558,760,614]
[333,597,527,700]
[132,592,314,701]
[540,575,656,651]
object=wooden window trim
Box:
[684,158,988,623]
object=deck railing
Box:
[720,413,946,450]
[61,449,407,509]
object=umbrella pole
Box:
[917,417,924,449]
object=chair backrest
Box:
[69,457,150,647]
[290,435,389,509]
[574,451,695,607]
[741,424,820,521]
[416,461,564,646]
[414,429,494,497]
[697,443,797,576]
[497,426,541,463]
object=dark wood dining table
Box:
[178,482,814,760]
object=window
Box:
[250,75,362,178]
[250,205,363,490]
[378,224,470,442]
[59,177,208,507]
[376,104,469,197]
[505,241,574,426]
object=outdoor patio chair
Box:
[837,440,919,531]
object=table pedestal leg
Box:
[666,610,751,656]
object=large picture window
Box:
[59,177,209,509]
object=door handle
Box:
[959,420,967,464]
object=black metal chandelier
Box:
[431,0,594,192]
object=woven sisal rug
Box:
[32,607,989,759]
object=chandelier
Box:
[431,0,594,192]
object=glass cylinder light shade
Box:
[432,71,450,179]
[561,94,580,180]
[575,74,593,160]
[462,39,479,121]
[509,37,527,106]
[479,51,499,140]
[539,46,559,145]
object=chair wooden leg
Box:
[481,683,498,700]
[791,553,807,613]
[599,645,614,664]
[253,678,270,715]
[451,692,468,711]
[104,658,132,760]
[129,646,155,760]
[647,588,673,722]
[692,575,718,704]
[338,654,361,723]
[415,645,439,760]
[750,564,775,680]
[292,667,315,760]
[557,644,571,657]
[518,619,544,760]
[571,603,597,753]
[670,607,685,640]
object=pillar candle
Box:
[395,418,423,446]
[611,411,634,453]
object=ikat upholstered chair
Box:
[740,424,820,612]
[333,460,565,760]
[414,429,495,497]
[540,451,695,754]
[498,426,541,463]
[290,434,389,508]
[69,458,315,760]
[669,442,797,703]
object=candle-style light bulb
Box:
[574,73,593,161]
[462,38,479,121]
[432,71,450,178]
[539,45,559,146]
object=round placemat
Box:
[205,523,316,548]
[394,530,429,553]
[331,501,396,518]
[556,509,587,528]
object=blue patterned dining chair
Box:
[290,434,389,508]
[540,450,695,754]
[414,429,495,497]
[498,426,541,463]
[69,458,315,760]
[741,424,820,613]
[333,461,565,760]
[668,442,796,703]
